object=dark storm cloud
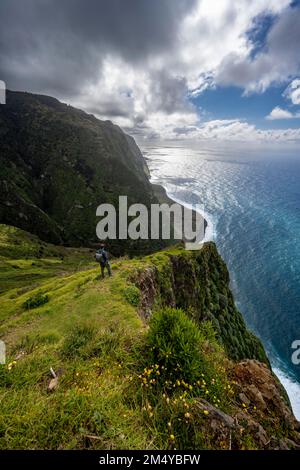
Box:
[148,71,192,114]
[0,0,196,97]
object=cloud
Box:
[0,0,196,96]
[166,119,300,142]
[205,120,300,142]
[266,106,294,120]
[0,0,300,142]
[284,79,300,105]
[215,4,300,92]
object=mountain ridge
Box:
[0,90,166,254]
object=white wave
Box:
[161,189,216,243]
[273,367,300,420]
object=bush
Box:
[135,308,231,403]
[145,308,207,385]
[124,285,140,307]
[22,292,49,310]
[129,308,234,449]
[219,294,228,309]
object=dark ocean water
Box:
[142,142,300,418]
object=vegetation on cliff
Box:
[0,91,168,254]
[132,242,268,363]
[0,224,299,450]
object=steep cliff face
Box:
[130,243,300,449]
[133,242,268,363]
[0,91,165,253]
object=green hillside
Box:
[0,224,299,450]
[0,91,167,254]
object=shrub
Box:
[129,308,235,449]
[134,308,231,404]
[124,285,140,307]
[145,307,207,385]
[22,292,49,310]
[219,294,228,309]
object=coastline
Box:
[152,182,300,420]
[152,183,211,243]
[273,368,300,420]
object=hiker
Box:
[95,244,112,279]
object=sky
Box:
[1,0,300,143]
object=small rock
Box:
[256,424,268,447]
[15,350,26,360]
[195,399,235,428]
[247,385,267,410]
[239,392,250,406]
[278,438,290,450]
[48,376,59,392]
[282,438,300,450]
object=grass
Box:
[0,224,95,294]
[0,224,288,450]
[123,285,141,307]
[0,225,150,449]
[126,308,235,449]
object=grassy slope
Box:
[0,225,296,450]
[0,224,149,449]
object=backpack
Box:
[95,250,106,265]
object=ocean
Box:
[141,141,300,419]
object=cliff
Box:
[133,242,268,363]
[0,91,170,254]
[0,224,299,450]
